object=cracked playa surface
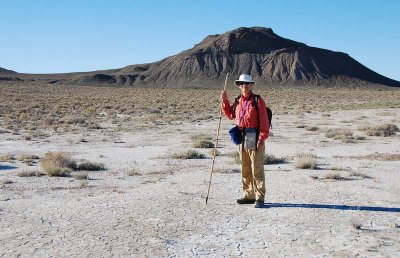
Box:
[1,109,400,257]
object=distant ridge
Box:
[2,27,400,87]
[0,67,23,82]
[0,67,17,75]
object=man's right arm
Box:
[221,91,235,120]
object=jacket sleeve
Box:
[257,96,270,143]
[222,99,236,120]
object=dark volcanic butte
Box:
[2,27,400,87]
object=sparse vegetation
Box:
[325,128,361,143]
[0,154,15,162]
[334,153,400,161]
[79,180,89,188]
[349,172,373,179]
[305,126,319,131]
[127,169,142,176]
[264,154,287,165]
[41,152,77,177]
[191,133,213,142]
[1,83,399,135]
[192,140,214,148]
[171,150,206,159]
[73,172,89,180]
[311,171,372,181]
[295,153,318,169]
[1,179,13,185]
[17,170,44,177]
[324,173,351,181]
[329,165,346,171]
[18,154,40,166]
[77,161,105,171]
[362,123,399,137]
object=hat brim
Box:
[234,80,255,86]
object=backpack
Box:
[234,94,272,129]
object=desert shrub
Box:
[264,154,287,165]
[191,133,213,142]
[0,154,15,162]
[17,170,44,177]
[77,161,105,171]
[305,126,319,131]
[192,140,214,148]
[295,157,317,169]
[296,152,318,159]
[172,150,206,159]
[18,154,40,165]
[329,165,345,171]
[349,172,373,179]
[80,180,89,188]
[1,179,13,185]
[325,128,360,143]
[324,173,349,181]
[127,169,142,176]
[364,124,399,137]
[311,173,352,181]
[41,152,77,176]
[73,172,89,180]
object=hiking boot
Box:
[236,198,256,204]
[254,200,264,208]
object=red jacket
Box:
[222,92,270,143]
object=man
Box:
[221,74,270,208]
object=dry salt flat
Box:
[0,108,399,257]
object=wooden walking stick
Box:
[205,73,229,204]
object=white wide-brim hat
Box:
[234,74,255,86]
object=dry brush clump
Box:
[77,161,105,171]
[171,150,207,159]
[18,154,40,166]
[334,153,400,161]
[126,169,142,176]
[41,152,105,177]
[361,123,399,137]
[0,154,15,162]
[294,153,318,169]
[325,128,364,143]
[264,154,287,165]
[192,140,214,148]
[191,133,215,148]
[311,171,373,181]
[1,179,14,185]
[73,172,89,180]
[41,152,77,176]
[17,170,44,177]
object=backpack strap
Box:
[253,94,260,111]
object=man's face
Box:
[239,82,253,95]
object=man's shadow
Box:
[263,202,400,212]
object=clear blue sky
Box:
[1,0,399,81]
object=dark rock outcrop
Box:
[111,27,399,87]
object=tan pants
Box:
[239,144,265,201]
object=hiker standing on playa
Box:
[221,74,270,208]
